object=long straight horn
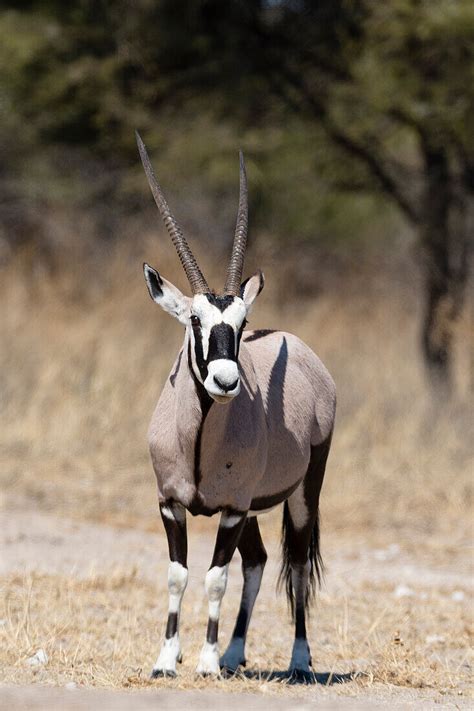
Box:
[136,131,209,295]
[224,151,248,295]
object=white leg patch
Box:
[205,565,228,620]
[153,634,181,675]
[161,504,186,523]
[152,562,188,677]
[196,641,220,675]
[196,565,229,675]
[168,561,188,613]
[160,506,175,521]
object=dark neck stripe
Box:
[187,342,213,488]
[192,327,208,382]
[169,349,183,387]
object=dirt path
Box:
[0,683,462,711]
[1,508,472,709]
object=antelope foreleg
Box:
[151,501,188,678]
[196,510,247,676]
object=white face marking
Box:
[204,359,240,401]
[191,294,246,361]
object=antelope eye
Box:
[190,315,201,328]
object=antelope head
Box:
[137,132,264,403]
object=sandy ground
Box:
[1,507,472,709]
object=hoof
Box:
[150,668,177,679]
[220,664,245,679]
[287,668,317,685]
[219,657,246,675]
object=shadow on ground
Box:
[224,668,360,686]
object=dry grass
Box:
[1,567,471,697]
[0,236,472,702]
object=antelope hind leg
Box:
[220,516,267,673]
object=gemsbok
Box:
[136,132,336,683]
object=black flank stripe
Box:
[244,329,276,343]
[250,481,301,510]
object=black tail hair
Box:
[277,501,324,620]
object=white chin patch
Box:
[204,359,240,401]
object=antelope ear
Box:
[240,270,264,312]
[143,263,191,325]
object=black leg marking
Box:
[210,511,248,569]
[165,612,178,640]
[160,502,187,564]
[278,436,332,682]
[206,618,219,645]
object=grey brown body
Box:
[149,330,335,515]
[135,131,336,682]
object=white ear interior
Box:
[144,263,191,325]
[241,270,264,313]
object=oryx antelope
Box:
[136,132,336,682]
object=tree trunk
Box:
[420,145,471,392]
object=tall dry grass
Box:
[1,231,472,544]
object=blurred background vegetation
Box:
[0,6,472,695]
[1,0,472,389]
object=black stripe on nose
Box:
[208,323,236,362]
[213,376,239,393]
